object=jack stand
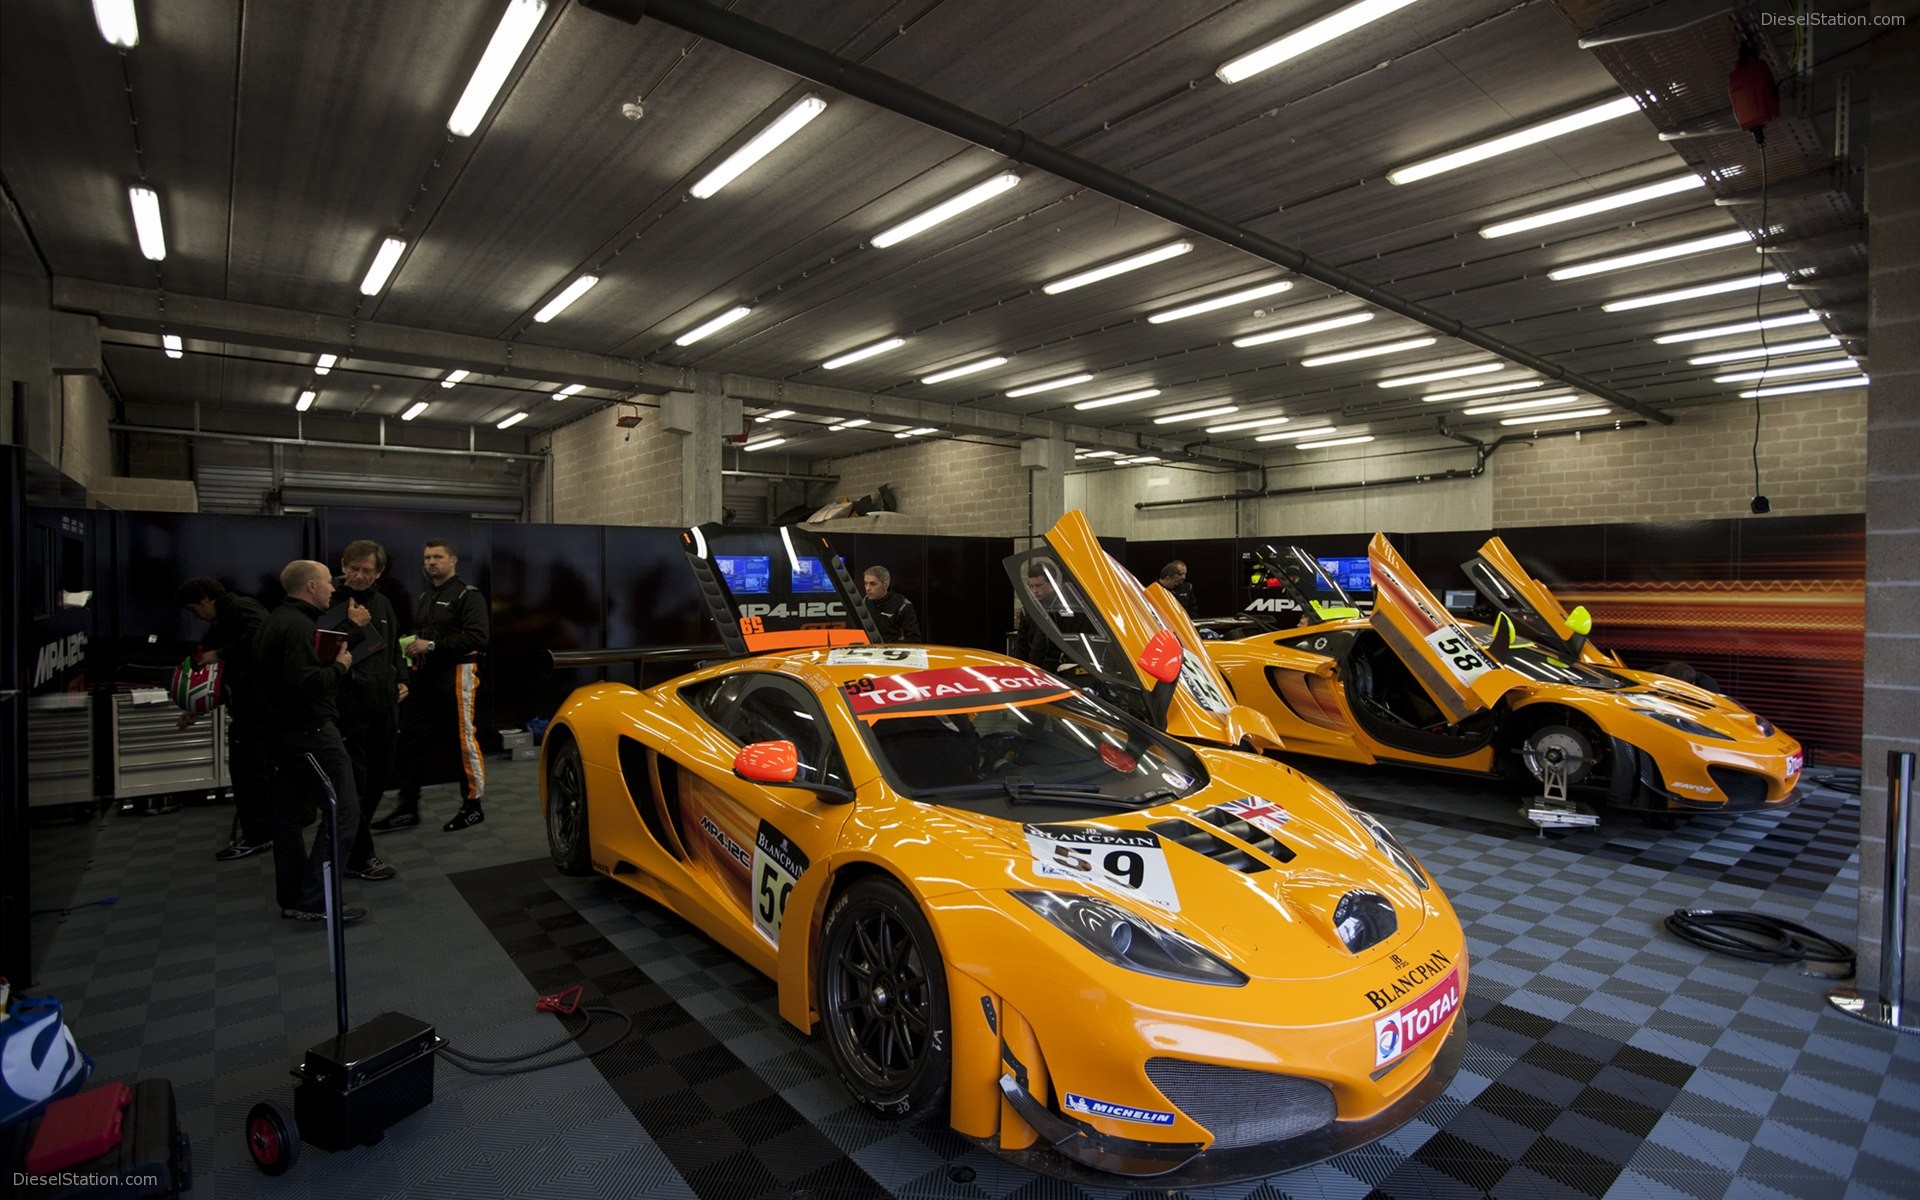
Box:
[1524,749,1596,832]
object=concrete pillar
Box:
[662,374,740,527]
[1020,433,1072,537]
[1859,6,1919,1002]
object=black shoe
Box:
[215,837,273,862]
[371,809,420,832]
[345,856,397,881]
[443,806,484,832]
[282,904,368,923]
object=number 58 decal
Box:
[1424,628,1490,684]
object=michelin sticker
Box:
[1025,824,1178,912]
[751,821,810,946]
[1372,966,1460,1067]
[827,645,929,669]
[1063,1092,1176,1126]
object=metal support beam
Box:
[583,0,1674,427]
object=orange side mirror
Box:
[1138,629,1183,685]
[733,741,799,783]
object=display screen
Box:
[1443,589,1478,611]
[1317,556,1372,595]
[716,554,771,595]
[792,556,836,594]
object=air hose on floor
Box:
[439,984,634,1076]
[1664,909,1854,973]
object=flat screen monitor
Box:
[1443,589,1479,611]
[716,554,771,595]
[792,556,836,594]
[1316,556,1372,595]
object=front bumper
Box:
[983,1014,1467,1185]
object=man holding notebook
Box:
[251,560,365,923]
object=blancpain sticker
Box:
[826,645,928,669]
[1025,824,1179,912]
[1063,1092,1176,1126]
[1373,966,1461,1067]
[1219,796,1290,837]
[750,821,810,947]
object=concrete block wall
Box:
[1069,463,1258,542]
[1253,444,1493,536]
[58,373,112,491]
[818,439,1027,538]
[539,403,682,526]
[1859,7,1919,1008]
[1489,392,1866,526]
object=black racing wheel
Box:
[245,1100,299,1175]
[546,735,592,875]
[1521,723,1597,784]
[818,877,951,1120]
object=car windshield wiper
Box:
[1000,779,1139,810]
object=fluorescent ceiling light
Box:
[1421,379,1544,402]
[497,411,528,429]
[162,335,182,359]
[402,401,429,421]
[1232,311,1374,347]
[822,337,905,369]
[1739,375,1868,398]
[128,187,165,260]
[440,369,470,388]
[447,0,548,137]
[315,353,337,375]
[1687,337,1839,365]
[743,437,786,452]
[92,0,138,46]
[1713,359,1858,384]
[295,390,316,412]
[830,418,870,430]
[754,409,794,423]
[1079,449,1122,459]
[1042,241,1192,294]
[1256,425,1338,442]
[360,238,406,295]
[1208,415,1292,434]
[1153,405,1237,424]
[893,427,937,438]
[1499,407,1611,426]
[920,356,1007,384]
[1297,435,1376,449]
[1216,0,1424,84]
[1602,272,1785,312]
[554,384,585,397]
[872,173,1020,248]
[1073,388,1161,411]
[1376,361,1503,388]
[1389,96,1641,186]
[533,274,598,323]
[1548,230,1752,280]
[1121,455,1162,464]
[1653,311,1820,343]
[1301,337,1436,366]
[1146,280,1294,323]
[1461,392,1580,415]
[674,305,752,346]
[691,94,827,199]
[1006,374,1093,397]
[1479,173,1705,239]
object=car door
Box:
[1462,537,1608,663]
[1366,533,1527,724]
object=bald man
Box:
[251,560,365,923]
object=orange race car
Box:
[1196,535,1804,814]
[539,519,1467,1184]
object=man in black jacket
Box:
[861,565,921,643]
[176,577,273,861]
[252,560,364,923]
[373,537,490,832]
[330,540,407,881]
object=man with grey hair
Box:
[251,560,365,923]
[861,564,921,644]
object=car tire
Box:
[1520,722,1598,785]
[818,877,951,1121]
[546,736,592,875]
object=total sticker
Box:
[1423,628,1491,686]
[1373,966,1460,1067]
[1025,824,1179,912]
[826,645,929,669]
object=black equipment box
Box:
[292,1011,442,1151]
[10,1078,192,1198]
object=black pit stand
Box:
[245,754,443,1175]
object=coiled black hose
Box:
[1664,909,1854,970]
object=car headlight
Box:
[1012,891,1248,987]
[1631,706,1733,741]
[1753,714,1775,736]
[1349,807,1429,891]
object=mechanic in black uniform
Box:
[373,537,490,832]
[251,560,364,923]
[1009,561,1067,672]
[177,576,275,861]
[862,565,922,643]
[1157,560,1198,617]
[331,539,405,881]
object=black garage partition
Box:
[485,521,607,732]
[2,448,28,984]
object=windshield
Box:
[855,691,1207,807]
[1466,629,1628,689]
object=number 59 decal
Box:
[751,821,811,946]
[1024,825,1179,912]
